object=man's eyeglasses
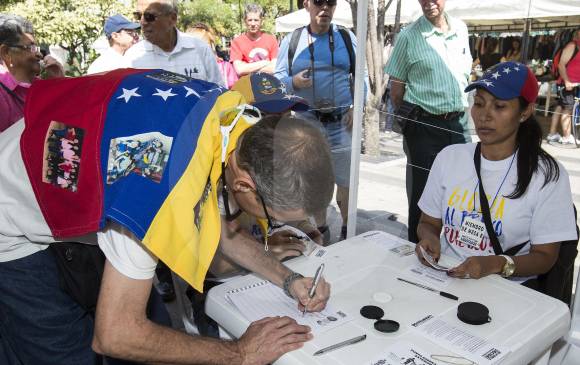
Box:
[9,44,40,53]
[133,11,163,23]
[312,0,338,7]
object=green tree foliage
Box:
[179,0,290,40]
[2,0,131,76]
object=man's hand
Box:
[43,55,64,79]
[565,80,577,91]
[292,69,312,89]
[237,316,312,365]
[416,236,441,266]
[447,255,504,279]
[268,230,306,260]
[344,108,354,131]
[290,276,330,313]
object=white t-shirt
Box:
[0,120,157,279]
[123,29,224,86]
[419,143,576,267]
[86,47,125,75]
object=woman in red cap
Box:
[415,62,576,287]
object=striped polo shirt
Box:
[385,14,472,115]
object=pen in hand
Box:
[303,263,325,316]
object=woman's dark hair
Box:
[507,97,560,199]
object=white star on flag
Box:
[117,88,141,103]
[482,80,494,87]
[184,86,200,98]
[503,67,512,74]
[491,72,501,79]
[153,88,177,101]
[514,66,520,71]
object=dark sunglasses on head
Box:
[133,11,162,23]
[312,0,338,6]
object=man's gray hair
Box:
[0,14,33,46]
[244,4,264,19]
[156,0,179,14]
[237,115,335,216]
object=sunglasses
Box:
[9,44,40,53]
[133,11,163,23]
[312,0,338,6]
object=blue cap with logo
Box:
[104,14,140,38]
[465,61,539,103]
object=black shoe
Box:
[155,281,176,302]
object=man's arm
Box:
[389,77,405,111]
[219,217,330,313]
[233,59,271,76]
[93,260,311,364]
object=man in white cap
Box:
[87,14,140,75]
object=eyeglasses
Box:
[9,44,40,53]
[312,0,338,7]
[133,11,163,23]
[256,190,284,235]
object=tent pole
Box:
[521,18,532,63]
[346,0,369,239]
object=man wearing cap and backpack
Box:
[275,0,359,243]
[87,14,140,75]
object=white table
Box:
[206,231,570,365]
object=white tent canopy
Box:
[275,0,580,33]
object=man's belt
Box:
[314,110,346,123]
[416,107,464,122]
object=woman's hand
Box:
[268,230,306,260]
[448,255,504,279]
[416,236,441,266]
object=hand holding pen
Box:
[296,263,330,315]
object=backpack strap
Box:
[336,25,356,77]
[0,80,24,106]
[288,26,305,76]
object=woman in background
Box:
[0,14,63,132]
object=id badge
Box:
[458,216,486,248]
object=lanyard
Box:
[472,150,517,213]
[307,26,335,110]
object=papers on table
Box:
[226,280,352,334]
[406,261,452,287]
[270,225,321,257]
[362,231,415,257]
[368,342,447,365]
[411,314,509,365]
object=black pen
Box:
[397,277,458,301]
[313,334,367,356]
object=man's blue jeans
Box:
[0,248,171,364]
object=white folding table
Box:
[206,231,570,365]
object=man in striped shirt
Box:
[385,0,472,243]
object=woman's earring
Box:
[9,63,13,67]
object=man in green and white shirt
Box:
[385,0,472,243]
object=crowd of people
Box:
[0,0,578,364]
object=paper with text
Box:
[368,341,444,365]
[226,280,352,334]
[411,314,509,365]
[406,261,452,287]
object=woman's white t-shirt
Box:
[419,143,576,272]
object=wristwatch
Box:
[282,272,304,299]
[499,255,516,278]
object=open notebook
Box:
[226,280,352,334]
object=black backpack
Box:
[287,25,356,78]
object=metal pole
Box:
[346,0,369,239]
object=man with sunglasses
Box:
[87,14,140,75]
[275,0,361,243]
[124,0,223,85]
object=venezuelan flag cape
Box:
[20,69,251,291]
